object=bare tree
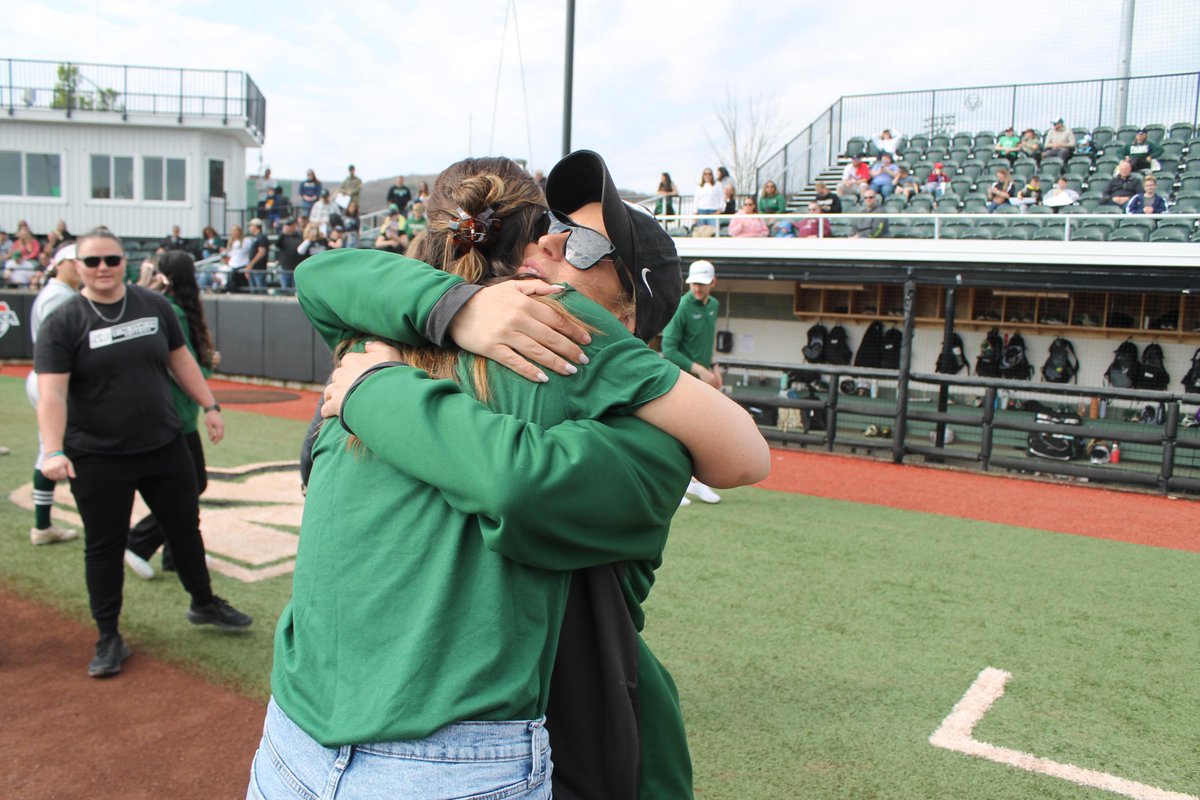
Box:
[707,88,788,197]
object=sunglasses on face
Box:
[537,210,615,271]
[81,255,124,268]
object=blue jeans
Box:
[277,270,294,291]
[247,697,552,800]
[249,270,267,292]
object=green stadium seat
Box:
[939,226,966,240]
[1155,218,1196,234]
[1178,176,1200,195]
[1011,220,1044,235]
[1025,204,1053,216]
[1149,227,1189,243]
[1167,122,1193,142]
[962,198,988,213]
[1155,163,1179,181]
[950,178,972,196]
[1065,157,1092,177]
[1070,226,1108,242]
[974,132,996,149]
[1081,217,1118,231]
[913,165,933,183]
[1091,127,1116,147]
[993,203,1021,215]
[1012,163,1036,181]
[1110,227,1150,242]
[952,133,974,149]
[846,137,867,157]
[935,194,962,212]
[908,135,929,152]
[962,227,996,240]
[1033,226,1067,241]
[1078,197,1102,211]
[959,163,984,182]
[984,157,1010,172]
[908,223,935,239]
[1114,125,1141,146]
[884,197,907,213]
[1118,217,1156,232]
[930,135,950,150]
[948,147,971,163]
[997,226,1034,240]
[1092,203,1123,214]
[908,195,934,212]
[1072,127,1090,141]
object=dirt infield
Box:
[4,370,1196,798]
[0,587,263,800]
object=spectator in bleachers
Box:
[299,170,322,221]
[757,180,786,215]
[298,223,329,258]
[1014,174,1043,209]
[849,191,889,238]
[218,224,248,292]
[260,186,289,233]
[15,226,41,261]
[986,167,1016,212]
[994,127,1020,161]
[1018,128,1042,162]
[839,155,870,197]
[1125,175,1167,215]
[386,176,413,216]
[717,166,736,213]
[3,248,36,287]
[1042,118,1076,161]
[727,197,769,238]
[872,129,901,157]
[326,225,346,249]
[52,219,72,244]
[812,181,842,214]
[1103,160,1142,207]
[0,230,11,259]
[255,167,279,203]
[1043,175,1080,211]
[276,217,305,291]
[343,201,361,248]
[407,202,428,237]
[695,168,723,229]
[157,225,187,254]
[796,202,832,239]
[200,226,223,261]
[374,205,410,253]
[893,166,919,201]
[923,162,951,196]
[1118,129,1163,173]
[310,189,336,235]
[245,218,270,292]
[868,153,899,198]
[415,180,431,206]
[338,165,363,209]
[45,229,65,256]
[655,172,679,216]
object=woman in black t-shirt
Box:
[35,228,253,679]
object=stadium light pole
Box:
[562,0,575,156]
[1116,0,1135,128]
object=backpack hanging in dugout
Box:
[880,327,903,370]
[1041,337,1079,383]
[1106,340,1140,388]
[854,321,885,368]
[825,325,853,365]
[1182,346,1200,394]
[999,332,1032,380]
[802,323,828,363]
[975,328,1003,377]
[1138,342,1169,390]
[935,332,968,375]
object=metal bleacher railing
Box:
[756,71,1200,197]
[1,58,266,141]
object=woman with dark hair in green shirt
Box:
[249,154,768,800]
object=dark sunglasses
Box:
[81,255,124,268]
[536,210,614,271]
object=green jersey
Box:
[661,291,720,372]
[277,250,686,751]
[167,298,209,434]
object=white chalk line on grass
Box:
[929,667,1198,800]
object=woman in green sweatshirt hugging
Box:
[247,152,768,800]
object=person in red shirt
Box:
[796,201,832,238]
[924,162,951,197]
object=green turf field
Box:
[2,375,1196,799]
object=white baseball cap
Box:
[52,243,77,266]
[686,260,715,285]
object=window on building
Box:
[144,156,186,201]
[90,155,134,200]
[0,151,62,197]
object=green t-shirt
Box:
[661,291,720,372]
[757,193,787,214]
[277,251,688,751]
[167,298,210,434]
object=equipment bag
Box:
[1000,332,1033,380]
[1027,410,1086,461]
[880,327,903,370]
[1182,347,1200,394]
[825,325,853,365]
[802,323,828,363]
[854,321,885,368]
[1138,342,1169,390]
[1041,337,1079,383]
[1106,340,1140,388]
[975,328,1003,377]
[935,332,968,374]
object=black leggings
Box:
[69,435,213,635]
[127,430,207,567]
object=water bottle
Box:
[1110,441,1121,464]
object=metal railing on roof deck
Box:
[2,58,266,140]
[758,71,1200,200]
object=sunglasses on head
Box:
[81,255,123,268]
[537,210,614,271]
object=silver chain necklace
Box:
[83,291,128,324]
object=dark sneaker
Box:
[187,595,253,631]
[88,634,132,678]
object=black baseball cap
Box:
[546,150,682,342]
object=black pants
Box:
[69,435,213,635]
[128,430,207,569]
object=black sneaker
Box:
[187,595,253,631]
[88,634,132,678]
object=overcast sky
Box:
[7,0,1200,195]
